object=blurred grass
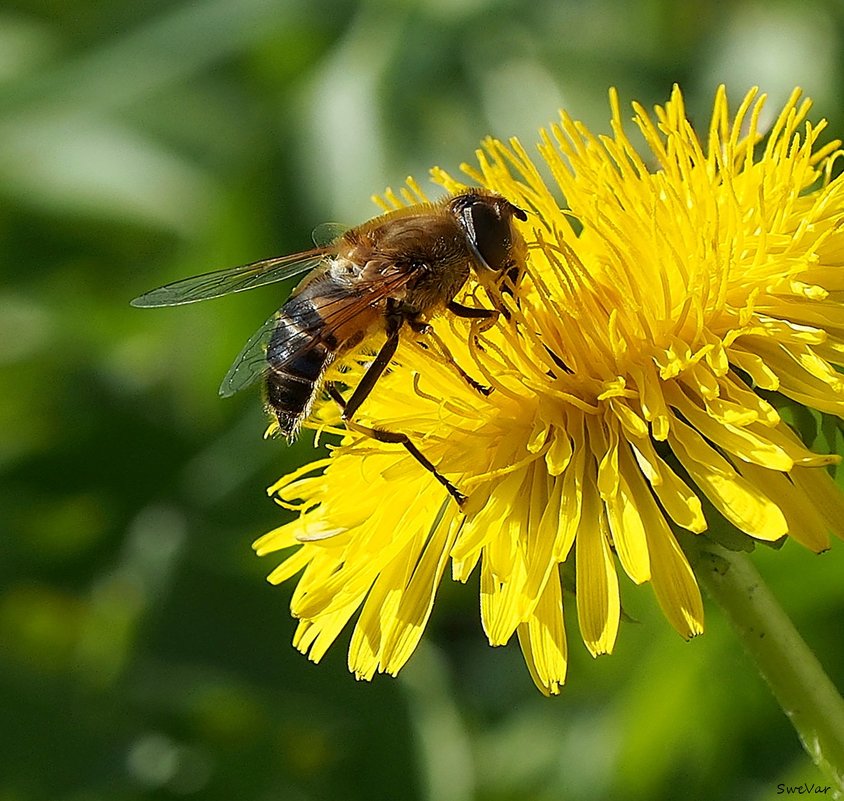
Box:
[2,1,844,799]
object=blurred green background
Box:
[3,1,844,799]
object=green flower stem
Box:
[695,545,844,792]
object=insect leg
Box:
[330,318,467,506]
[446,299,496,319]
[340,320,401,421]
[329,385,466,506]
[413,324,492,396]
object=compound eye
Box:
[465,201,512,272]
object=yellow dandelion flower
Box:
[255,85,844,695]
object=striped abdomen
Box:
[265,295,337,439]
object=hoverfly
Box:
[131,189,527,505]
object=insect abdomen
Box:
[265,296,336,439]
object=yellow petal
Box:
[732,462,830,552]
[604,457,651,585]
[668,416,787,539]
[517,567,568,696]
[575,474,620,656]
[640,501,704,639]
[628,436,707,533]
[789,467,844,541]
[727,347,780,390]
[665,383,794,471]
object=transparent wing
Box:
[217,265,418,399]
[130,249,328,308]
[218,312,281,397]
[311,222,348,248]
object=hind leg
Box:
[330,301,467,506]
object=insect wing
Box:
[218,253,423,402]
[218,312,281,398]
[130,250,328,308]
[311,222,348,248]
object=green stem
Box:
[695,545,844,792]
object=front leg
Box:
[447,299,497,320]
[415,325,492,396]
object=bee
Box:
[131,189,527,505]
